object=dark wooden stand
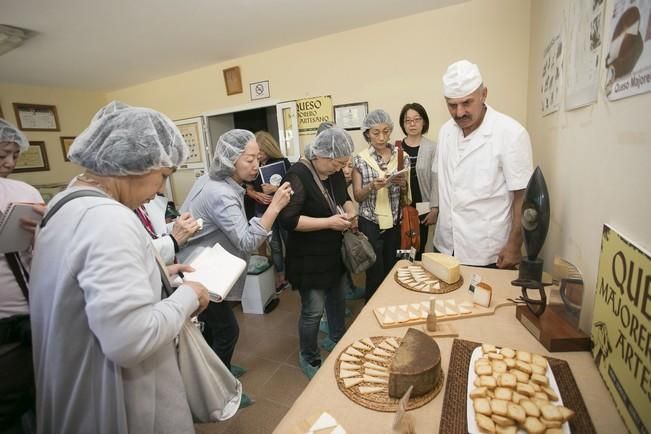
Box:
[516,304,592,352]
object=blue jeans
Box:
[298,274,346,364]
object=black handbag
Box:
[297,159,376,274]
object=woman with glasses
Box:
[352,109,410,301]
[399,102,438,260]
[277,128,355,379]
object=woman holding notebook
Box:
[245,131,292,291]
[0,118,45,433]
[28,102,213,434]
[179,129,292,407]
[352,109,411,301]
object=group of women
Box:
[0,98,436,433]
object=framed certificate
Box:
[14,141,50,173]
[334,102,368,131]
[12,103,60,131]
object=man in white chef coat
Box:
[432,60,533,268]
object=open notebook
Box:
[182,242,247,302]
[0,202,42,254]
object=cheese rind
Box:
[388,328,441,398]
[421,253,461,284]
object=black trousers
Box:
[0,342,34,431]
[199,301,239,370]
[359,217,400,301]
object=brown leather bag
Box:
[396,140,420,250]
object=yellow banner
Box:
[592,224,650,434]
[296,96,333,136]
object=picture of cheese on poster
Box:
[591,224,650,434]
[604,0,651,101]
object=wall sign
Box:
[592,224,650,434]
[249,80,270,100]
[296,95,333,136]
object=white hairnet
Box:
[68,101,188,176]
[316,121,336,136]
[361,109,394,135]
[209,129,255,180]
[305,127,354,160]
[0,118,29,152]
[442,59,483,98]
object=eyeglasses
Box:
[404,118,423,124]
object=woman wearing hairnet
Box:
[352,109,410,301]
[178,129,292,405]
[28,101,211,434]
[277,127,355,379]
[0,119,45,432]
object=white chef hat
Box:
[442,60,483,98]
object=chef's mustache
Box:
[455,115,471,122]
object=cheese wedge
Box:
[435,309,446,318]
[365,353,387,363]
[343,377,364,388]
[458,302,473,314]
[362,337,375,348]
[339,369,360,378]
[398,304,409,312]
[421,253,460,284]
[345,347,363,357]
[359,386,384,394]
[383,312,396,324]
[396,312,409,323]
[445,306,458,316]
[376,307,386,315]
[473,282,492,308]
[363,361,387,371]
[309,412,338,431]
[408,311,419,321]
[352,341,370,351]
[410,303,421,311]
[386,337,400,348]
[365,368,389,377]
[387,306,397,313]
[363,374,389,384]
[378,341,395,352]
[339,353,359,362]
[432,282,441,290]
[421,285,432,292]
[340,362,360,371]
[373,347,392,357]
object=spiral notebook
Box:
[181,242,247,302]
[0,202,42,254]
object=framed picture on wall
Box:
[12,103,60,131]
[223,66,243,96]
[14,141,50,173]
[334,102,368,131]
[60,136,76,162]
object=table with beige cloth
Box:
[273,261,624,434]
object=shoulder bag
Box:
[297,159,376,274]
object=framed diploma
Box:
[334,102,368,131]
[12,103,60,131]
[13,141,50,173]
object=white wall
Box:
[526,0,651,331]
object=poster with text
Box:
[565,0,606,110]
[592,224,650,434]
[541,31,564,115]
[296,96,333,136]
[605,0,651,101]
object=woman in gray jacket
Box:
[179,129,291,407]
[399,102,438,259]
